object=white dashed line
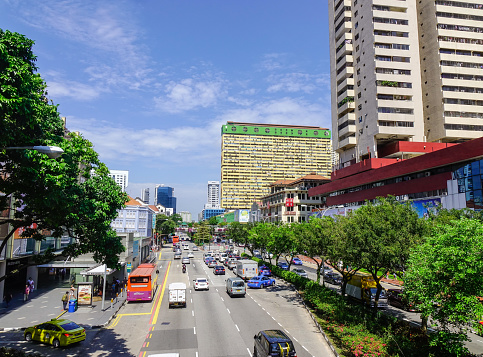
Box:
[227,308,231,314]
[194,327,196,335]
[192,311,194,317]
[247,347,252,356]
[303,345,308,351]
[235,324,240,331]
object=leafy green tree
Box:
[325,215,363,296]
[195,222,210,246]
[300,217,335,284]
[267,223,295,265]
[226,222,250,249]
[0,30,127,279]
[404,218,483,355]
[208,216,218,226]
[248,222,273,256]
[345,196,425,306]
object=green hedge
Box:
[251,257,452,357]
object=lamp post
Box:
[5,145,64,159]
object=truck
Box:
[235,260,259,280]
[346,272,388,308]
[168,282,186,308]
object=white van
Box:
[235,260,259,280]
[219,252,228,263]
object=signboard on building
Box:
[238,209,250,223]
[285,198,293,207]
[127,262,132,273]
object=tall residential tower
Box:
[329,0,483,169]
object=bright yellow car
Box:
[24,318,86,348]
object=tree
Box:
[299,217,334,284]
[0,30,128,280]
[344,196,425,306]
[404,218,483,355]
[226,222,250,249]
[208,216,218,226]
[268,223,295,266]
[248,222,273,257]
[195,222,210,246]
[325,215,363,296]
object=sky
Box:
[2,0,332,218]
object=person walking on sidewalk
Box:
[69,284,76,299]
[28,277,35,293]
[4,291,12,307]
[24,284,30,302]
[61,291,69,310]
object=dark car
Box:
[387,288,418,312]
[214,265,226,275]
[254,329,296,357]
[324,272,342,285]
[277,262,289,271]
[259,265,272,276]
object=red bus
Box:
[127,264,157,302]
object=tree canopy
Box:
[404,218,483,355]
[0,30,128,279]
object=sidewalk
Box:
[0,281,125,331]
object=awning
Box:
[80,264,118,276]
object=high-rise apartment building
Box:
[329,1,483,169]
[207,181,220,207]
[154,185,177,214]
[419,2,483,143]
[221,122,332,210]
[141,188,149,204]
[108,170,129,192]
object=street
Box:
[1,245,332,357]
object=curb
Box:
[91,299,127,329]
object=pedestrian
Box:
[24,284,30,302]
[115,279,120,294]
[122,277,127,289]
[4,291,12,307]
[70,284,76,299]
[61,268,66,280]
[111,281,116,298]
[29,277,35,293]
[61,291,69,310]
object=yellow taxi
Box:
[24,318,86,347]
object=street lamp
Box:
[5,145,64,159]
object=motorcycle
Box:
[182,264,186,273]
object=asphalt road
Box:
[1,244,333,357]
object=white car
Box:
[192,246,198,251]
[183,244,189,250]
[188,252,194,258]
[193,278,209,290]
[182,257,190,264]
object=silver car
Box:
[292,268,308,278]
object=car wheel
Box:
[25,332,32,342]
[52,338,60,348]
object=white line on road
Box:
[235,324,240,331]
[216,288,218,292]
[191,298,193,303]
[192,311,194,316]
[303,345,308,351]
[221,297,224,302]
[247,347,252,357]
[194,327,196,335]
[196,352,198,357]
[227,308,231,314]
[278,322,282,327]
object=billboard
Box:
[238,209,250,223]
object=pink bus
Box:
[127,264,157,302]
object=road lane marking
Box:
[303,346,308,351]
[194,327,196,335]
[150,261,171,325]
[221,297,224,302]
[192,310,194,316]
[247,347,252,356]
[227,308,230,314]
[235,324,240,331]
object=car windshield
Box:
[197,279,207,283]
[232,281,244,287]
[369,288,386,298]
[60,322,81,331]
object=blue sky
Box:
[2,0,331,218]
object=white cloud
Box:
[259,53,287,71]
[266,73,325,94]
[47,80,102,101]
[17,1,152,92]
[154,78,226,113]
